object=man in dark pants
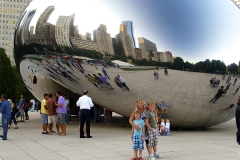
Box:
[102,68,110,79]
[235,96,240,145]
[209,86,224,104]
[76,90,94,138]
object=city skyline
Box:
[22,0,240,65]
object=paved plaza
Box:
[0,112,239,160]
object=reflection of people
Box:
[0,94,11,140]
[233,86,240,96]
[233,77,238,86]
[235,96,240,145]
[159,118,170,136]
[117,75,129,91]
[131,110,145,160]
[102,68,110,79]
[209,86,224,104]
[159,101,169,118]
[219,104,234,112]
[76,90,94,138]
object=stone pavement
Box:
[0,112,239,160]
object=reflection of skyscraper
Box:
[30,26,35,38]
[231,0,240,9]
[138,37,157,52]
[93,24,114,55]
[121,21,136,48]
[55,14,75,47]
[35,6,55,37]
[115,24,136,58]
[21,9,36,45]
[0,0,32,65]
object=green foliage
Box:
[228,63,238,73]
[0,48,18,98]
[0,47,33,101]
[12,66,33,101]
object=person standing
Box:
[41,94,49,134]
[0,94,11,140]
[64,95,69,124]
[18,94,25,122]
[46,93,57,135]
[235,96,240,145]
[30,98,35,112]
[102,68,110,79]
[24,98,30,120]
[8,98,18,129]
[68,95,74,121]
[55,91,67,136]
[76,90,94,138]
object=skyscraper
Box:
[55,14,75,47]
[35,6,55,38]
[121,21,136,48]
[138,37,157,52]
[93,24,114,55]
[21,9,36,45]
[0,0,32,65]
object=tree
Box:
[0,48,17,97]
[228,63,238,73]
[173,57,184,70]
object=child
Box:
[131,110,145,160]
[145,101,165,160]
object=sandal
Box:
[59,133,66,136]
[8,127,10,129]
[57,132,62,135]
[14,127,18,129]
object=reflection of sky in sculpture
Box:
[27,0,240,65]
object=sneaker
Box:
[149,155,155,160]
[154,153,163,158]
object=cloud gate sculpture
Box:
[19,56,238,128]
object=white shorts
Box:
[48,115,56,124]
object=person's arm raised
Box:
[129,112,140,131]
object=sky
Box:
[25,0,240,65]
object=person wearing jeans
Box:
[0,94,11,140]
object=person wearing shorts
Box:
[46,93,57,135]
[106,109,112,124]
[18,94,25,122]
[55,91,67,136]
[131,110,145,160]
[145,101,165,160]
[41,93,48,134]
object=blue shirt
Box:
[18,99,25,109]
[133,119,145,136]
[0,100,11,118]
[102,69,107,74]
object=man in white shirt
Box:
[117,75,129,91]
[30,98,35,112]
[76,90,94,138]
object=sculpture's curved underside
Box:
[20,56,238,128]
